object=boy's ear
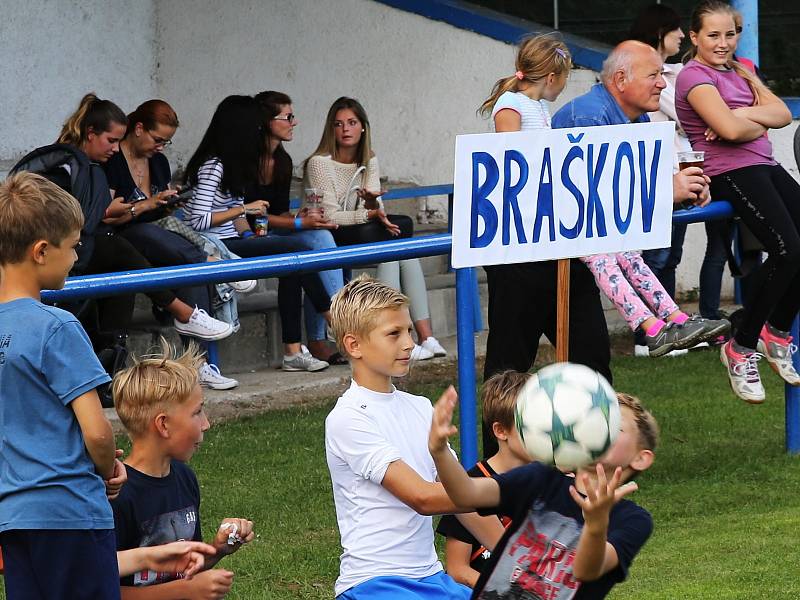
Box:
[31,240,49,265]
[342,332,361,359]
[630,448,654,472]
[154,413,170,439]
[492,421,510,441]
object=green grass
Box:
[2,350,799,598]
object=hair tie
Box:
[515,71,524,80]
[555,47,568,59]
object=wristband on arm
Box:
[294,216,303,230]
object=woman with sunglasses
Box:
[305,97,445,360]
[242,91,345,365]
[183,95,332,373]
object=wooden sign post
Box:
[556,259,570,363]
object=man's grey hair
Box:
[601,46,636,83]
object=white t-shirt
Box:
[491,90,551,131]
[325,380,443,596]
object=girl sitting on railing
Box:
[304,97,445,360]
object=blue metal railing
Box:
[42,192,800,463]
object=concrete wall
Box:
[0,0,158,171]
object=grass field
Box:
[3,349,799,598]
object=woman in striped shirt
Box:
[183,95,332,373]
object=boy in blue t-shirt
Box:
[110,340,254,599]
[0,172,123,599]
[430,390,658,599]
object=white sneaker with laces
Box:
[421,336,447,357]
[228,280,257,293]
[174,307,233,341]
[757,328,800,385]
[282,345,329,372]
[199,362,239,390]
[410,344,434,361]
[720,340,765,404]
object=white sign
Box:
[451,122,675,268]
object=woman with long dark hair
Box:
[243,91,344,364]
[305,97,445,360]
[183,95,332,372]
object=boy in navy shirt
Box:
[430,389,658,599]
[0,172,122,599]
[111,340,254,599]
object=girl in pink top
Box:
[676,0,800,404]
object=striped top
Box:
[491,91,551,131]
[183,158,242,239]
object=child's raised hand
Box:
[569,465,638,535]
[105,449,127,500]
[429,386,459,454]
[214,518,255,555]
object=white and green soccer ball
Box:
[514,362,621,471]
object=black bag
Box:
[94,333,129,408]
[725,219,763,279]
[10,143,110,274]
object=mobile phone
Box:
[166,187,194,207]
[126,187,147,204]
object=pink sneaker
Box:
[720,340,765,404]
[757,325,800,385]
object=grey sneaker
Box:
[757,325,800,385]
[685,314,731,343]
[282,345,329,372]
[645,321,705,357]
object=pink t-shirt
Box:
[675,59,775,177]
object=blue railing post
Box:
[786,315,800,454]
[455,268,479,467]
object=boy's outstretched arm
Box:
[71,389,116,479]
[569,465,638,581]
[428,387,500,510]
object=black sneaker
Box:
[646,321,706,357]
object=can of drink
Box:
[254,216,268,237]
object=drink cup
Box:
[677,150,705,172]
[304,187,323,216]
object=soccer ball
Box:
[514,362,621,471]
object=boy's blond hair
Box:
[329,274,408,355]
[482,370,530,431]
[0,172,84,265]
[617,392,660,451]
[113,338,205,437]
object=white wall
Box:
[0,0,158,169]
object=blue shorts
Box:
[338,571,472,599]
[0,529,120,600]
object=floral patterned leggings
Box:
[580,251,679,332]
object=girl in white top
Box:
[305,97,446,361]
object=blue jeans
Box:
[274,228,343,341]
[634,222,687,345]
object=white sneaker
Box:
[174,307,233,341]
[282,345,329,372]
[228,280,257,293]
[634,344,687,358]
[720,340,765,404]
[199,362,239,390]
[421,336,447,357]
[410,344,434,361]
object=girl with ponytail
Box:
[675,0,798,403]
